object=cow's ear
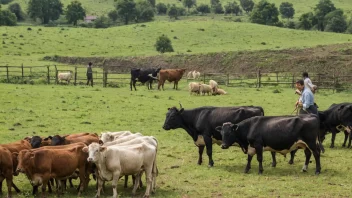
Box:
[82,147,89,153]
[232,124,239,131]
[23,137,31,142]
[98,140,104,145]
[99,146,107,152]
[168,108,170,110]
[179,108,184,114]
[215,126,222,133]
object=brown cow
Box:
[158,69,186,90]
[0,146,16,198]
[16,143,89,197]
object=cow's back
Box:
[1,140,32,153]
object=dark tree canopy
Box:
[116,0,136,25]
[155,34,174,53]
[27,0,63,24]
[65,1,86,26]
[8,3,25,21]
[240,0,254,13]
[197,4,210,14]
[108,10,118,22]
[250,0,279,25]
[224,1,242,16]
[0,9,17,26]
[314,0,336,31]
[168,4,179,19]
[298,12,314,30]
[135,0,155,23]
[183,0,196,12]
[279,2,295,19]
[156,3,167,15]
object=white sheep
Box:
[58,71,73,84]
[188,82,201,95]
[187,71,193,79]
[193,71,200,80]
[209,80,218,92]
[213,88,227,95]
[199,84,212,96]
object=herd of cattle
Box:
[0,131,158,198]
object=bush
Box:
[155,34,174,53]
[177,7,186,16]
[224,2,242,16]
[8,3,25,21]
[325,16,347,33]
[196,4,210,14]
[0,10,17,26]
[135,0,155,22]
[43,21,58,27]
[212,3,224,14]
[94,16,111,28]
[285,21,296,29]
[156,3,167,14]
[108,10,118,22]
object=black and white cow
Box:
[162,105,264,167]
[130,68,161,91]
[319,103,352,148]
[217,114,322,175]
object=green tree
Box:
[250,0,279,25]
[155,34,174,53]
[314,0,336,31]
[224,1,242,16]
[108,10,118,22]
[183,0,196,13]
[65,1,85,26]
[196,4,210,14]
[8,3,25,21]
[211,2,224,14]
[116,0,136,25]
[167,4,178,19]
[0,9,17,26]
[240,0,254,14]
[27,0,63,24]
[210,0,219,6]
[346,17,352,34]
[0,0,13,5]
[147,0,155,7]
[324,9,346,33]
[135,0,154,22]
[156,3,167,15]
[94,15,111,28]
[279,2,294,19]
[298,12,314,30]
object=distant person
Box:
[86,62,93,87]
[295,72,317,95]
[295,79,318,116]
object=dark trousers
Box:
[87,77,93,87]
[299,104,318,117]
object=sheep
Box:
[58,71,73,84]
[209,80,218,92]
[213,88,227,95]
[188,82,201,95]
[192,71,200,80]
[199,84,212,96]
[187,71,193,79]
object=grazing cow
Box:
[193,71,200,80]
[319,103,352,148]
[188,82,201,95]
[83,142,157,198]
[209,80,218,92]
[218,115,321,175]
[57,71,72,84]
[0,147,15,198]
[16,143,88,197]
[100,131,133,144]
[130,68,161,91]
[199,84,212,95]
[162,105,264,167]
[158,69,186,90]
[213,88,227,95]
[51,133,99,146]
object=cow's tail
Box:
[316,132,325,154]
[151,136,158,193]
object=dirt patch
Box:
[49,43,352,75]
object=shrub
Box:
[196,4,210,14]
[155,34,174,53]
[93,16,111,28]
[156,3,167,14]
[212,3,224,14]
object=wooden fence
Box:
[0,65,351,91]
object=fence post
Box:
[47,66,50,84]
[74,66,77,86]
[29,67,32,80]
[21,63,24,80]
[104,71,108,87]
[103,69,106,87]
[6,66,9,83]
[226,74,229,86]
[54,65,58,84]
[258,69,261,88]
[276,71,279,83]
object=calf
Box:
[83,142,157,198]
[158,69,186,90]
[162,105,264,167]
[57,71,72,84]
[130,68,161,91]
[218,115,321,175]
[0,147,15,198]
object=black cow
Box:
[319,103,352,148]
[218,115,321,175]
[130,68,161,91]
[162,105,264,167]
[29,136,52,148]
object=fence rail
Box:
[1,66,351,91]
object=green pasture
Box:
[0,82,351,197]
[2,20,352,66]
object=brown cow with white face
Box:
[158,69,186,90]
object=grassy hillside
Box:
[2,20,352,66]
[5,0,352,17]
[0,83,351,197]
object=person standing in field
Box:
[86,62,93,87]
[296,72,317,95]
[295,79,318,116]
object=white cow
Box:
[57,71,73,84]
[83,142,157,198]
[100,131,132,143]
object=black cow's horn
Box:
[179,102,183,109]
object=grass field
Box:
[0,82,351,197]
[2,20,352,66]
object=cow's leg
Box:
[0,180,2,194]
[12,182,20,193]
[95,177,103,198]
[124,175,128,188]
[289,149,298,164]
[311,147,321,175]
[112,172,121,198]
[197,146,205,165]
[203,136,214,167]
[5,175,12,198]
[47,182,52,194]
[143,166,153,198]
[270,152,277,167]
[175,81,179,90]
[244,154,253,173]
[33,186,38,195]
[77,166,86,197]
[348,132,352,148]
[132,174,140,195]
[256,147,264,174]
[330,131,336,148]
[302,148,312,172]
[342,131,348,147]
[41,179,48,198]
[69,178,74,188]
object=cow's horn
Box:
[179,102,183,109]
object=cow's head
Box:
[163,107,184,130]
[338,105,352,133]
[16,150,32,174]
[100,132,114,144]
[153,67,162,76]
[51,135,65,146]
[178,69,187,76]
[30,136,42,148]
[216,122,248,154]
[82,143,106,162]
